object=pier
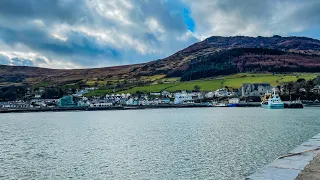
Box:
[247,133,320,180]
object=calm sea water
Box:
[1,108,320,180]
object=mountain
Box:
[136,35,320,80]
[1,35,320,86]
[0,64,143,85]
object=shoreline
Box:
[246,133,320,180]
[0,102,312,114]
[0,104,226,114]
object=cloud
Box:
[0,0,91,25]
[0,53,34,66]
[0,0,199,68]
[0,0,319,68]
[11,57,34,66]
[184,0,320,39]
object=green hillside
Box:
[85,73,318,96]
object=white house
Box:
[214,88,228,97]
[205,92,214,98]
[125,98,134,105]
[311,85,320,94]
[228,98,240,104]
[174,91,193,104]
[34,93,42,98]
[161,91,172,97]
[150,92,161,96]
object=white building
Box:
[205,92,214,98]
[0,101,31,109]
[125,98,134,105]
[161,91,172,97]
[228,98,240,104]
[311,85,320,94]
[241,83,272,97]
[174,91,193,104]
[150,92,161,96]
[89,102,113,107]
[214,88,228,97]
[34,93,42,98]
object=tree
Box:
[58,88,64,97]
[305,80,315,96]
[78,81,86,89]
[3,91,17,101]
[277,85,281,94]
[0,91,4,101]
[287,82,294,95]
[194,85,201,92]
[314,76,320,85]
[297,78,306,83]
[106,81,113,86]
[71,88,77,94]
[42,88,60,99]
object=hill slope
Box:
[1,35,320,86]
[136,36,320,79]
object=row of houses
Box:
[68,84,274,107]
[0,101,31,109]
[0,83,283,109]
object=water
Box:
[0,108,320,180]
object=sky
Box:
[0,0,319,69]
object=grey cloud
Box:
[289,1,320,26]
[185,0,320,37]
[1,0,319,69]
[0,0,91,25]
[0,0,199,68]
[0,24,120,66]
[213,0,273,17]
[134,0,188,32]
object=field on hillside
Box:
[83,73,319,96]
[114,73,318,94]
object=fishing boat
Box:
[261,90,284,109]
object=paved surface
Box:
[296,153,320,180]
[247,133,320,180]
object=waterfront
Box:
[1,108,320,179]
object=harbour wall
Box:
[246,133,320,179]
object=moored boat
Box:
[261,91,284,109]
[227,103,238,107]
[214,103,228,107]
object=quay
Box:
[246,133,320,180]
[0,104,216,113]
[0,102,308,113]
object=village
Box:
[1,82,320,112]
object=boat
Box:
[214,103,227,107]
[227,103,238,107]
[261,91,284,109]
[285,98,304,108]
[227,98,239,107]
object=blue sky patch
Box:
[288,27,320,40]
[183,8,195,32]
